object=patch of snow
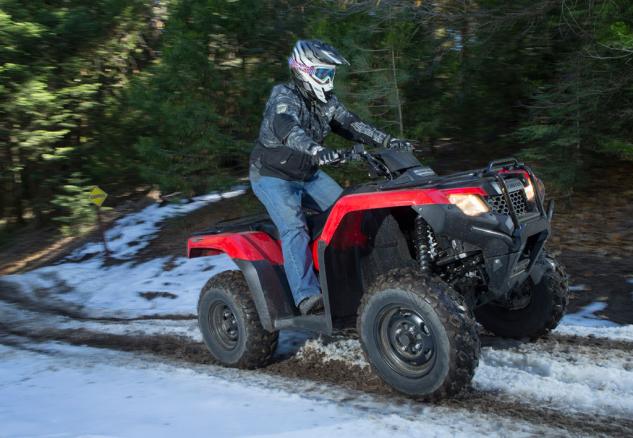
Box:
[0,342,552,438]
[560,301,618,328]
[3,254,237,318]
[284,332,633,419]
[2,188,246,319]
[70,189,244,261]
[476,347,633,418]
[64,318,202,340]
[295,338,369,369]
[554,324,633,342]
[555,302,633,342]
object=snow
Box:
[554,323,633,342]
[475,347,633,418]
[2,190,243,318]
[2,190,633,435]
[560,301,618,328]
[554,301,633,341]
[0,342,550,438]
[296,338,369,368]
[4,253,236,318]
[70,189,244,261]
[290,335,633,419]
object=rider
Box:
[250,40,412,315]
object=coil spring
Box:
[414,217,437,273]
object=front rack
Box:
[483,157,547,227]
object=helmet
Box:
[289,40,349,103]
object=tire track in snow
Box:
[0,278,196,322]
[476,347,633,418]
[481,334,633,358]
[0,335,557,438]
[2,324,633,437]
[4,295,633,435]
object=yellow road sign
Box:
[89,186,108,207]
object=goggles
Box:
[289,58,336,82]
[313,67,336,81]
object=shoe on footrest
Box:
[298,295,324,315]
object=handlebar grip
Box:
[336,144,366,162]
[352,143,365,154]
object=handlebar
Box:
[336,143,367,163]
[334,143,395,180]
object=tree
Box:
[0,0,155,230]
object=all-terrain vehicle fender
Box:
[188,232,295,332]
[317,187,486,245]
[188,231,283,263]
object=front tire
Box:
[475,255,569,339]
[357,268,480,400]
[198,270,278,368]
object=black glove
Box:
[387,137,414,152]
[314,147,340,166]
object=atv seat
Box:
[192,209,330,241]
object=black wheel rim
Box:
[375,305,436,378]
[208,300,239,350]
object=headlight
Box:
[447,194,490,216]
[524,180,536,201]
[524,177,545,202]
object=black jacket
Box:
[251,83,391,180]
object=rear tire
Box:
[357,268,480,400]
[475,255,569,340]
[198,270,278,368]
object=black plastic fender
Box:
[233,259,296,332]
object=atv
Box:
[187,144,569,400]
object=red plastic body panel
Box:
[188,187,487,268]
[188,231,283,265]
[317,187,486,245]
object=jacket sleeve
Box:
[271,92,321,155]
[330,99,391,147]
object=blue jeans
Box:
[250,168,343,306]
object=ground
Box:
[1,172,632,437]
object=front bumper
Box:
[414,204,551,298]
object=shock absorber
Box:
[414,217,436,273]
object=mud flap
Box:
[234,259,296,332]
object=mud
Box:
[0,324,214,365]
[558,250,633,325]
[480,333,633,354]
[3,322,633,437]
[0,278,87,320]
[267,346,633,437]
[544,333,633,353]
[138,291,178,301]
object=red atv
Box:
[187,145,569,399]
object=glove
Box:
[313,147,340,166]
[387,137,414,152]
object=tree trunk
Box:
[390,47,404,137]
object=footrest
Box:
[273,314,329,333]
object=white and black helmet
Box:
[289,40,349,103]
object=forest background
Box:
[1,0,632,238]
